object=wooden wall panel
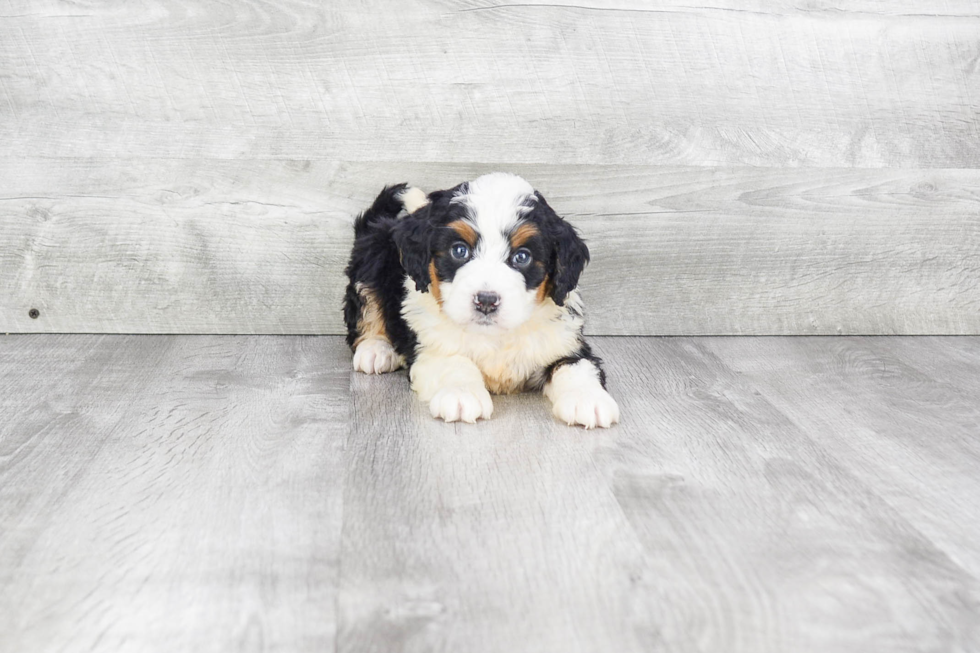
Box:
[0,1,978,166]
[1,1,978,333]
[3,160,978,335]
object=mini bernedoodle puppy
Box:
[343,172,619,429]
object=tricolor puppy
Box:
[343,172,619,429]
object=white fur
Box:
[544,359,620,429]
[400,186,429,214]
[410,351,493,422]
[404,279,584,394]
[452,173,534,234]
[392,172,618,428]
[352,338,405,375]
[439,258,536,331]
[440,172,538,331]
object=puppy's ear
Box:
[536,192,590,306]
[392,185,466,293]
[392,214,434,293]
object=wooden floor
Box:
[2,335,979,652]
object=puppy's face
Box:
[394,173,589,332]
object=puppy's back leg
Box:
[348,282,405,374]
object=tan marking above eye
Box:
[510,222,540,249]
[447,220,478,247]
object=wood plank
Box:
[453,0,980,16]
[3,159,979,335]
[0,335,349,652]
[586,337,980,652]
[868,336,980,394]
[337,367,654,653]
[1,1,978,166]
[3,334,980,651]
[338,336,980,652]
[705,336,980,579]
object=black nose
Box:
[474,291,500,315]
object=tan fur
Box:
[353,283,388,347]
[536,272,550,303]
[428,260,442,303]
[510,222,539,248]
[403,278,585,394]
[448,220,478,246]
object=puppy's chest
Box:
[465,337,560,394]
[404,290,582,394]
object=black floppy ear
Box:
[536,192,590,306]
[391,213,434,293]
[391,186,464,293]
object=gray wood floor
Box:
[2,335,979,652]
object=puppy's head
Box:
[393,172,589,331]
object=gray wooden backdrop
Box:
[2,1,979,335]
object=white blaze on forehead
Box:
[452,172,535,261]
[438,173,540,331]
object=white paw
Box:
[429,386,493,424]
[353,339,404,374]
[552,388,620,429]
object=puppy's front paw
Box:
[429,386,493,424]
[552,388,620,429]
[353,338,404,374]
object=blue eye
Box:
[451,242,470,260]
[510,248,532,268]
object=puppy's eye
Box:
[510,248,532,269]
[450,242,471,261]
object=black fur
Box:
[343,184,420,362]
[390,214,435,293]
[544,340,608,389]
[430,225,477,285]
[352,182,409,238]
[344,180,607,388]
[391,183,472,292]
[527,192,590,306]
[502,224,548,292]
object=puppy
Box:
[343,172,619,429]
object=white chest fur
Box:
[402,280,585,394]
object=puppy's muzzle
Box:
[474,291,501,315]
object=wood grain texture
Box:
[706,336,980,579]
[587,337,980,652]
[3,160,979,335]
[0,335,348,652]
[334,336,980,652]
[1,1,979,166]
[3,334,980,652]
[338,367,652,653]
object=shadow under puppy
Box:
[344,172,619,429]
